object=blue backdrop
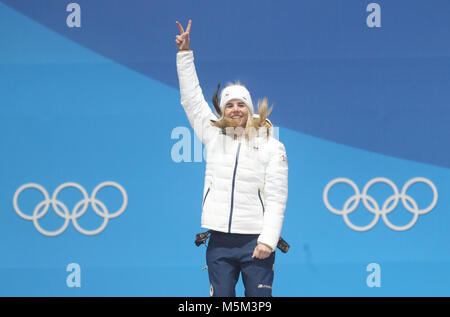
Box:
[0,0,449,296]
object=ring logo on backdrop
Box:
[13,182,127,236]
[323,177,438,231]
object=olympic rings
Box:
[13,182,128,236]
[323,177,438,231]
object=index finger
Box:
[251,247,257,258]
[186,19,192,33]
[175,21,184,34]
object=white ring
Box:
[52,182,90,219]
[362,177,399,215]
[382,195,419,231]
[13,183,50,220]
[72,199,109,235]
[32,200,71,237]
[323,178,360,215]
[91,181,128,218]
[401,177,438,215]
[342,194,380,232]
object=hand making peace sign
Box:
[175,19,192,51]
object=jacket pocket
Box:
[258,188,265,214]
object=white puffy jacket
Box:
[176,50,288,251]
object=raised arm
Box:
[175,20,217,145]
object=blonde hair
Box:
[210,81,273,140]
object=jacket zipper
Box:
[228,142,242,233]
[202,187,210,208]
[258,189,265,214]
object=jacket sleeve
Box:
[257,141,289,251]
[176,50,218,145]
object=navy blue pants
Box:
[206,231,275,297]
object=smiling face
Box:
[224,99,249,128]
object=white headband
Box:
[219,85,254,114]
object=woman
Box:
[175,19,288,297]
